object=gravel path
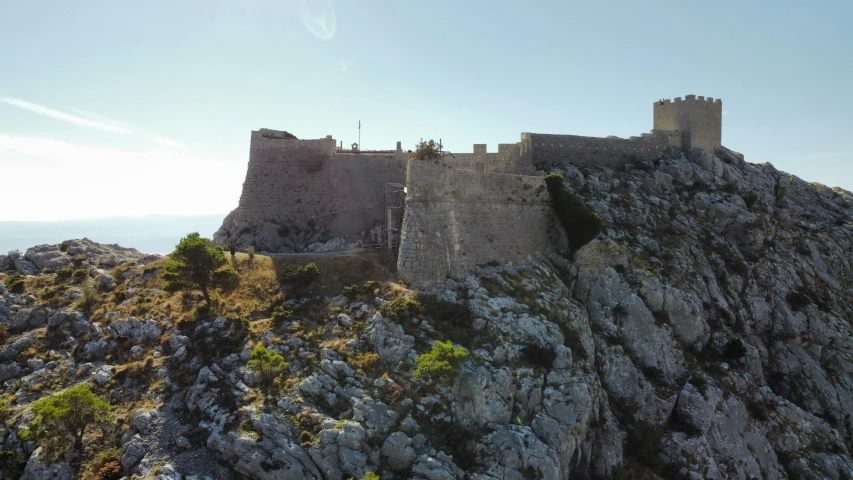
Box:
[146,393,234,479]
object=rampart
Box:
[521,130,682,167]
[218,94,725,274]
[396,160,557,285]
[654,95,722,151]
[219,129,407,251]
[441,142,538,174]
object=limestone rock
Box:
[121,434,147,472]
[108,317,161,344]
[20,447,74,480]
[381,431,416,470]
[368,313,415,364]
[132,408,158,435]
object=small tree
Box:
[162,232,234,304]
[409,139,441,161]
[30,384,111,454]
[248,345,288,387]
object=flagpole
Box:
[358,120,361,151]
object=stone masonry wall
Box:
[397,160,557,285]
[654,95,722,151]
[442,143,537,174]
[522,130,682,167]
[223,130,407,251]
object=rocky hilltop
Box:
[1,147,852,479]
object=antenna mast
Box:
[358,120,361,151]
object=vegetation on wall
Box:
[409,139,442,161]
[544,173,603,255]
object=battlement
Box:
[654,94,722,151]
[659,96,722,105]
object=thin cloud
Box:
[152,136,191,152]
[722,110,730,115]
[299,0,337,40]
[71,107,191,152]
[68,108,137,131]
[802,152,852,160]
[0,98,132,134]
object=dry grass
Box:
[216,254,279,318]
[320,338,351,354]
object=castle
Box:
[214,95,723,284]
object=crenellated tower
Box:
[653,95,722,152]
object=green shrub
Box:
[545,173,603,255]
[76,279,99,315]
[72,268,90,284]
[271,303,294,325]
[5,274,25,294]
[342,280,380,300]
[54,264,74,283]
[379,295,421,322]
[246,246,255,259]
[414,340,469,382]
[0,398,11,423]
[360,473,380,480]
[248,345,289,387]
[278,262,320,294]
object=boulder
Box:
[381,432,416,470]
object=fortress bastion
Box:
[215,95,724,284]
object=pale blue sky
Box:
[1,0,851,220]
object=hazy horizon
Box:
[0,214,228,255]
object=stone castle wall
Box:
[521,130,683,167]
[218,94,723,267]
[219,129,407,251]
[654,95,722,151]
[442,143,537,174]
[396,160,557,285]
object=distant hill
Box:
[0,214,227,255]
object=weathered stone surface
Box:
[381,431,416,470]
[108,317,161,344]
[121,434,148,472]
[20,447,73,480]
[368,313,415,364]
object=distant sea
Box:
[0,214,229,256]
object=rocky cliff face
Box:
[1,147,852,479]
